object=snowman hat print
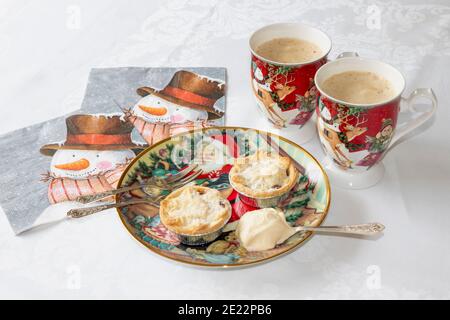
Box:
[136,70,225,120]
[40,114,146,156]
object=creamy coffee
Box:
[255,37,322,63]
[321,71,395,104]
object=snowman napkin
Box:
[0,67,226,234]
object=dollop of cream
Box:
[236,208,296,251]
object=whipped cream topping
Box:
[238,156,290,192]
[236,208,296,251]
[164,187,228,232]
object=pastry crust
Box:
[229,151,299,198]
[159,186,231,235]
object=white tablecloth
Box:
[1,0,449,299]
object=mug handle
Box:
[389,88,437,147]
[336,52,359,59]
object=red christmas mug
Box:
[315,54,437,189]
[249,23,331,143]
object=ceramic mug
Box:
[249,23,331,143]
[314,54,437,189]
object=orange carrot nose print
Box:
[139,105,167,116]
[54,158,90,171]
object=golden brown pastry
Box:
[159,186,231,235]
[229,151,298,198]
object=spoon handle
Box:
[67,199,160,218]
[75,185,143,204]
[295,222,385,236]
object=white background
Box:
[0,0,449,299]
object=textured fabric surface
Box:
[0,0,449,299]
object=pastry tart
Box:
[159,186,231,236]
[229,151,299,198]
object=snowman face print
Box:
[50,149,135,179]
[132,94,208,124]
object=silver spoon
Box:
[293,222,385,236]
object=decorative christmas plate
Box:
[116,127,330,268]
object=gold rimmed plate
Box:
[116,127,331,268]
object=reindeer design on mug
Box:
[251,66,296,128]
[318,102,368,169]
[252,81,295,128]
[320,123,368,168]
